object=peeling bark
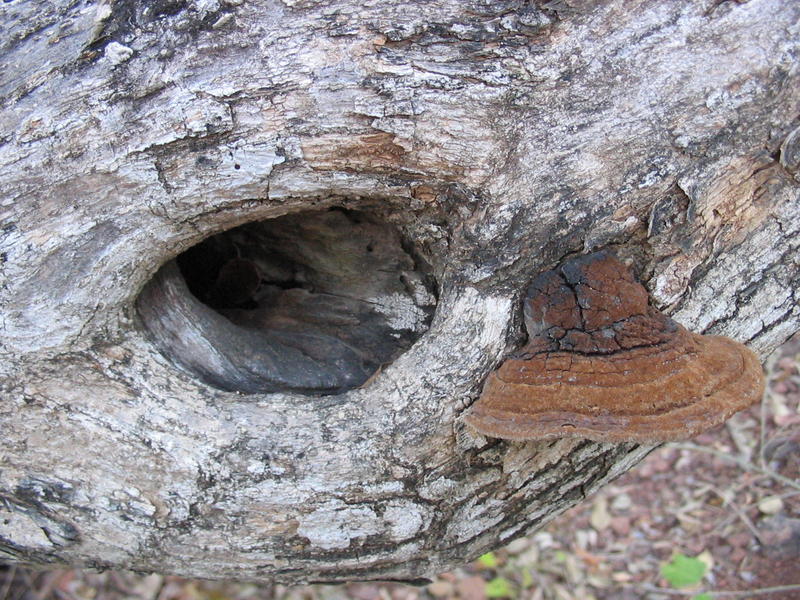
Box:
[1,0,798,584]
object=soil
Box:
[3,335,799,600]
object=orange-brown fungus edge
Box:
[464,252,765,443]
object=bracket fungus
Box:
[464,252,765,443]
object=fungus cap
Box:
[464,252,765,443]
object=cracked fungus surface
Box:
[465,252,765,443]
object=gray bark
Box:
[1,0,798,584]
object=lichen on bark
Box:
[0,0,798,584]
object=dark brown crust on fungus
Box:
[464,252,766,443]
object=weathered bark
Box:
[1,0,798,584]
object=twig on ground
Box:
[638,583,800,597]
[726,419,753,462]
[759,388,768,469]
[670,443,800,492]
[710,488,763,545]
[759,353,777,470]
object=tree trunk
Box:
[1,0,798,584]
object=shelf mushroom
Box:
[464,252,765,443]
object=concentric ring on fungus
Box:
[464,252,765,443]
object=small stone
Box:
[757,495,784,515]
[610,493,632,512]
[758,515,800,559]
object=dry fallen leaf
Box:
[427,580,454,598]
[455,576,487,600]
[574,547,603,569]
[696,549,714,574]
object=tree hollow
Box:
[136,209,437,395]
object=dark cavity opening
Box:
[137,209,437,395]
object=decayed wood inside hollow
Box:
[137,209,437,395]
